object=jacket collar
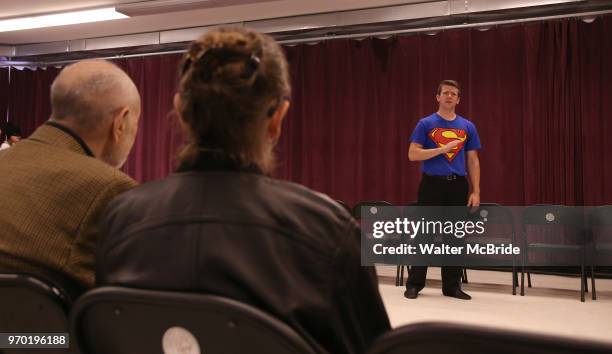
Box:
[27,121,95,157]
[176,149,263,175]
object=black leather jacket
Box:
[96,154,391,354]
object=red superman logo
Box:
[429,128,467,162]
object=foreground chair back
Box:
[368,322,612,354]
[70,286,316,354]
[0,273,77,353]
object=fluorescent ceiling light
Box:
[117,0,282,17]
[0,8,128,33]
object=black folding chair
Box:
[521,205,591,302]
[70,286,316,354]
[397,204,497,289]
[462,203,519,295]
[393,203,421,287]
[367,321,612,354]
[588,205,612,300]
[352,200,393,220]
[0,273,78,353]
[353,201,403,283]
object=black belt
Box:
[423,173,465,181]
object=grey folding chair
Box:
[0,273,78,353]
[367,321,612,354]
[70,286,316,354]
[521,205,591,302]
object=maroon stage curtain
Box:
[5,57,184,182]
[7,67,61,138]
[113,55,184,182]
[279,16,612,206]
[5,15,612,206]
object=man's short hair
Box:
[50,62,127,132]
[437,80,461,96]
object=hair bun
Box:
[188,47,260,85]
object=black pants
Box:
[406,174,469,294]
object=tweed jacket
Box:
[0,122,137,289]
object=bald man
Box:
[0,60,141,291]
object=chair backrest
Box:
[70,286,316,354]
[590,205,612,227]
[0,273,76,353]
[352,200,393,219]
[476,203,514,225]
[589,205,612,266]
[367,322,612,354]
[522,205,583,228]
[0,273,71,331]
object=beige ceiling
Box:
[0,0,424,45]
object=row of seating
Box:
[343,201,612,302]
[2,273,611,354]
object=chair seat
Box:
[595,243,612,252]
[466,237,512,245]
[527,243,582,250]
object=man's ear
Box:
[111,107,130,143]
[268,100,290,141]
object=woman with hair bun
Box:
[97,27,390,354]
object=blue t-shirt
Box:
[409,113,481,176]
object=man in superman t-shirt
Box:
[405,80,481,301]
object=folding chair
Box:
[588,205,612,300]
[521,205,591,302]
[0,273,78,353]
[367,321,612,354]
[353,201,403,284]
[70,286,316,354]
[352,200,393,220]
[461,203,519,295]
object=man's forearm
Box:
[408,147,445,161]
[467,159,480,193]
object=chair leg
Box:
[527,272,532,288]
[395,265,401,286]
[581,263,585,302]
[514,271,519,287]
[512,268,517,295]
[591,265,597,300]
[584,273,589,293]
[521,269,525,296]
[400,266,405,286]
